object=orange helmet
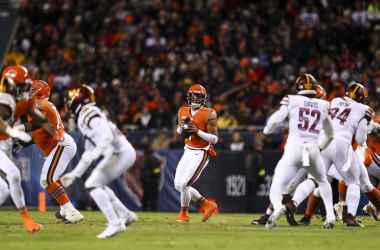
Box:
[315,85,327,100]
[1,65,32,101]
[31,80,51,100]
[187,84,207,108]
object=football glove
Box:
[61,172,77,187]
[81,150,99,164]
[5,126,32,142]
[12,138,35,153]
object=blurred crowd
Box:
[6,0,380,148]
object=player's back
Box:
[78,105,130,153]
[28,99,65,155]
[330,97,369,144]
[286,95,330,144]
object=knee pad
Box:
[6,170,21,184]
[174,183,181,192]
[361,184,373,193]
[178,183,188,193]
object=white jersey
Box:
[0,93,16,124]
[330,97,371,144]
[77,105,131,155]
[283,95,331,144]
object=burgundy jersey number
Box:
[330,108,351,125]
[298,108,321,134]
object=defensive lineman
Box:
[264,74,335,229]
[62,85,137,238]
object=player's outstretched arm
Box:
[0,106,32,142]
[263,105,289,135]
[319,116,334,151]
[28,108,56,136]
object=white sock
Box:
[265,203,274,215]
[292,179,316,206]
[180,184,191,207]
[6,171,26,208]
[346,184,360,216]
[104,186,130,218]
[318,181,334,217]
[90,188,120,226]
[62,202,74,209]
[189,187,202,201]
[0,178,9,206]
[313,187,321,197]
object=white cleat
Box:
[64,208,84,223]
[266,205,286,229]
[362,203,380,222]
[334,203,343,221]
[60,206,66,217]
[120,211,138,226]
[324,214,335,229]
[97,223,126,239]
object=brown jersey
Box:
[28,99,65,155]
[178,107,217,148]
[0,97,36,140]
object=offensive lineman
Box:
[264,74,335,229]
[173,84,218,222]
[0,65,62,233]
[61,85,137,238]
[13,80,83,223]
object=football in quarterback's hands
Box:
[182,117,193,138]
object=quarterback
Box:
[172,84,218,222]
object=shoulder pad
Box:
[280,95,289,106]
[81,108,101,128]
[206,110,217,123]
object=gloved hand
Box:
[6,126,32,142]
[364,148,373,167]
[81,150,99,164]
[61,172,77,187]
[12,139,33,153]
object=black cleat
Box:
[298,214,312,226]
[251,214,270,225]
[55,211,65,220]
[285,201,298,226]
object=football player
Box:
[264,74,335,229]
[251,85,326,225]
[61,85,137,238]
[172,84,218,222]
[0,65,62,233]
[13,80,84,224]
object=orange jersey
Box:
[370,116,380,155]
[28,99,65,155]
[0,97,36,140]
[178,107,217,148]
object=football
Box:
[182,117,193,138]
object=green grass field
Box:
[0,211,379,250]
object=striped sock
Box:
[305,193,322,216]
[339,182,347,205]
[266,203,274,215]
[196,196,206,205]
[46,182,70,206]
[181,206,189,213]
[366,188,380,212]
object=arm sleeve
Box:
[355,118,368,145]
[319,115,334,150]
[87,116,114,157]
[263,105,289,134]
[197,130,218,144]
[71,159,92,178]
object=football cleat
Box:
[120,211,138,226]
[202,200,218,222]
[251,214,270,225]
[324,214,335,229]
[266,205,286,229]
[362,203,380,221]
[172,211,189,222]
[97,223,126,239]
[64,208,84,223]
[285,201,298,226]
[333,202,343,221]
[23,219,42,233]
[298,214,312,226]
[55,206,66,220]
[346,213,364,227]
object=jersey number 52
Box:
[298,108,321,134]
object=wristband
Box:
[177,126,182,134]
